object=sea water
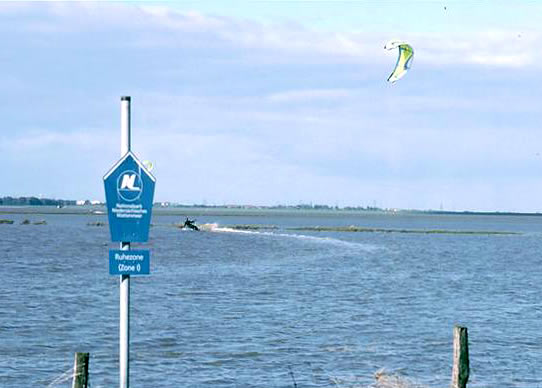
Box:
[1,210,542,388]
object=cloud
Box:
[0,2,33,14]
[136,7,541,68]
[139,6,228,31]
[3,3,542,210]
[414,29,541,67]
[267,88,353,102]
[1,129,106,151]
[3,2,540,69]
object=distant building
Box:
[76,200,102,205]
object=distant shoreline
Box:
[1,205,541,217]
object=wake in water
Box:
[197,223,383,252]
[198,223,253,233]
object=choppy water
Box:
[2,210,542,387]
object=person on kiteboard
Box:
[183,217,199,231]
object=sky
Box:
[2,1,542,212]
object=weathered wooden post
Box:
[72,352,89,388]
[451,325,469,388]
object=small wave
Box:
[200,223,382,252]
[324,344,356,353]
[278,232,381,251]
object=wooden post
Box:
[72,352,89,388]
[451,325,469,388]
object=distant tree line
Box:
[160,202,383,211]
[0,196,76,206]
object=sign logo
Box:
[117,170,143,202]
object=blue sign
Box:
[109,249,150,275]
[103,152,156,242]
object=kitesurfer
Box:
[183,217,199,231]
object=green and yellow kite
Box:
[384,40,414,83]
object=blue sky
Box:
[2,1,542,212]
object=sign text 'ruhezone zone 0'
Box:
[109,249,150,275]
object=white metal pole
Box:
[119,96,131,388]
[121,96,131,156]
[119,247,130,388]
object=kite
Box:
[143,160,154,172]
[384,40,414,83]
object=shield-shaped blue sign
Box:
[103,151,156,242]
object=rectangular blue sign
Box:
[109,249,150,275]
